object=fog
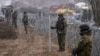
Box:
[0,0,100,56]
[0,0,75,8]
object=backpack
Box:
[56,20,65,30]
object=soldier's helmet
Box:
[80,24,91,36]
[58,14,63,17]
[24,12,27,14]
[13,10,17,14]
[80,24,90,32]
[58,14,65,20]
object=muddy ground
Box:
[0,22,71,56]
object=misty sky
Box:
[26,0,75,7]
[0,0,75,7]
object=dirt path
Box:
[0,21,72,56]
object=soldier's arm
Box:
[77,41,85,54]
[64,20,68,27]
[85,41,92,52]
[51,26,56,29]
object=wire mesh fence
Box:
[25,12,100,56]
[1,0,100,56]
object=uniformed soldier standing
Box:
[73,24,92,56]
[81,9,92,22]
[51,14,67,52]
[12,11,18,29]
[22,12,28,34]
[5,10,10,23]
[2,8,5,15]
[81,10,87,22]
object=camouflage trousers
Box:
[23,23,28,34]
[57,33,66,51]
[12,20,17,29]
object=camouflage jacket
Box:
[56,20,67,34]
[22,15,28,23]
[77,35,92,56]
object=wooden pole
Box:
[48,15,51,52]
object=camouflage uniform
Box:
[12,11,17,29]
[2,8,5,15]
[22,12,28,34]
[77,35,92,56]
[5,10,10,23]
[74,24,92,56]
[82,10,88,22]
[52,14,67,52]
[56,20,67,51]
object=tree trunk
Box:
[89,0,100,26]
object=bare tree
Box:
[89,0,100,26]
